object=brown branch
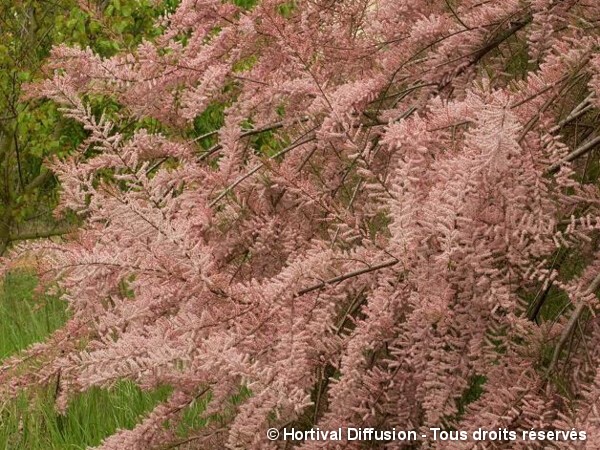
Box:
[197,118,310,161]
[296,258,399,296]
[549,93,595,133]
[22,167,53,195]
[9,224,77,242]
[547,135,600,174]
[547,272,600,375]
[435,13,532,92]
[194,121,286,145]
[209,132,316,207]
[444,0,471,30]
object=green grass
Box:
[0,271,67,358]
[0,270,172,449]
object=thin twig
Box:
[9,224,77,242]
[547,135,600,174]
[444,0,471,30]
[197,118,310,161]
[208,132,316,207]
[296,258,399,296]
[547,272,600,375]
[198,143,222,161]
[549,93,595,133]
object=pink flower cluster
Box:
[5,0,600,448]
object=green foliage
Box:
[504,37,531,79]
[251,128,285,158]
[0,270,66,357]
[232,54,258,73]
[0,0,169,255]
[0,271,246,449]
[0,270,173,449]
[537,288,571,323]
[277,1,296,17]
[455,374,486,418]
[192,102,226,149]
[0,383,171,450]
[0,1,67,252]
[366,210,392,240]
[233,0,258,10]
[54,0,168,56]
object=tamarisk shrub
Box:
[5,0,600,448]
